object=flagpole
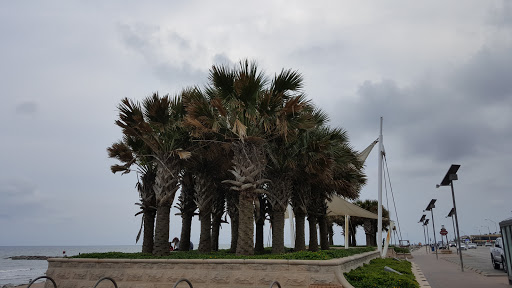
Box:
[377,117,383,255]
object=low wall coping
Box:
[48,250,378,266]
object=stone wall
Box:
[45,251,379,288]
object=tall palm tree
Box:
[107,135,157,254]
[185,60,311,255]
[115,93,191,256]
[291,124,366,251]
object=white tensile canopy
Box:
[326,196,378,219]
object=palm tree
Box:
[353,199,390,246]
[107,136,157,254]
[290,124,366,251]
[185,60,311,255]
[115,93,191,256]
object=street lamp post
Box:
[447,208,458,255]
[424,219,431,250]
[485,218,498,234]
[419,215,427,253]
[436,164,464,272]
[424,199,438,260]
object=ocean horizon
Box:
[0,245,145,286]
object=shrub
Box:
[344,258,419,288]
[73,247,375,260]
[393,247,410,254]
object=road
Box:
[445,246,508,276]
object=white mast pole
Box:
[377,117,383,254]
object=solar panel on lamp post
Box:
[424,199,438,260]
[436,164,463,272]
[419,215,427,253]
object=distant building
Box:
[470,234,501,244]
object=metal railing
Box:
[172,278,193,288]
[93,277,119,288]
[26,275,282,288]
[27,276,57,288]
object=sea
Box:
[0,245,142,286]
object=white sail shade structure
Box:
[326,196,378,219]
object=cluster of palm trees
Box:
[108,60,371,256]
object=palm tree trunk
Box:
[153,205,171,256]
[350,223,357,246]
[255,216,264,253]
[328,222,334,246]
[272,211,286,254]
[254,195,265,254]
[366,233,373,247]
[236,194,254,255]
[211,212,221,251]
[308,215,318,252]
[294,211,306,251]
[142,210,155,254]
[318,215,329,250]
[230,213,239,253]
[211,187,226,252]
[152,160,180,256]
[179,212,193,251]
[226,190,239,253]
[178,171,195,251]
[198,211,211,252]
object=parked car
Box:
[485,241,493,247]
[491,237,508,273]
[458,244,468,250]
[449,242,456,247]
[467,243,477,249]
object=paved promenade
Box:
[411,247,510,287]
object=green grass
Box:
[344,258,419,288]
[73,247,375,260]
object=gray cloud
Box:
[117,23,207,86]
[15,101,38,115]
[453,47,512,104]
[212,53,234,66]
[487,0,512,27]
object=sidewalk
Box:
[411,247,509,287]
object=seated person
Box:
[171,237,194,250]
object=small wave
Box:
[0,268,31,273]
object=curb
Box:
[410,261,431,288]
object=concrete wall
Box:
[45,250,379,288]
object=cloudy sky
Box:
[1,1,511,247]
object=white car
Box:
[458,244,468,250]
[467,243,477,249]
[491,237,507,273]
[485,242,493,247]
